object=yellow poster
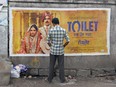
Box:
[9,8,110,56]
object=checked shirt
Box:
[47,25,70,55]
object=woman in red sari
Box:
[18,24,42,54]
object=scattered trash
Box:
[68,75,73,79]
[28,75,32,79]
[58,75,77,86]
[11,64,28,78]
[11,68,20,78]
[23,76,27,79]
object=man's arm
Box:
[64,30,70,47]
[63,41,69,48]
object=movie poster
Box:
[9,8,111,56]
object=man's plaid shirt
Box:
[47,25,70,55]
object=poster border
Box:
[9,7,111,56]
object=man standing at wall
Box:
[47,18,70,83]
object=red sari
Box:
[18,31,42,54]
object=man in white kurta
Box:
[39,11,53,54]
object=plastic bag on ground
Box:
[11,64,28,78]
[11,68,20,78]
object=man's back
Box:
[48,25,69,55]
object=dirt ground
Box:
[1,76,116,87]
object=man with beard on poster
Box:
[39,11,53,54]
[39,11,58,77]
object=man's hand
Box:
[48,43,51,47]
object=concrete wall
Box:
[4,0,116,76]
[0,3,11,85]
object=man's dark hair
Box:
[52,18,59,24]
[30,24,38,31]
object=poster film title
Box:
[67,20,98,45]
